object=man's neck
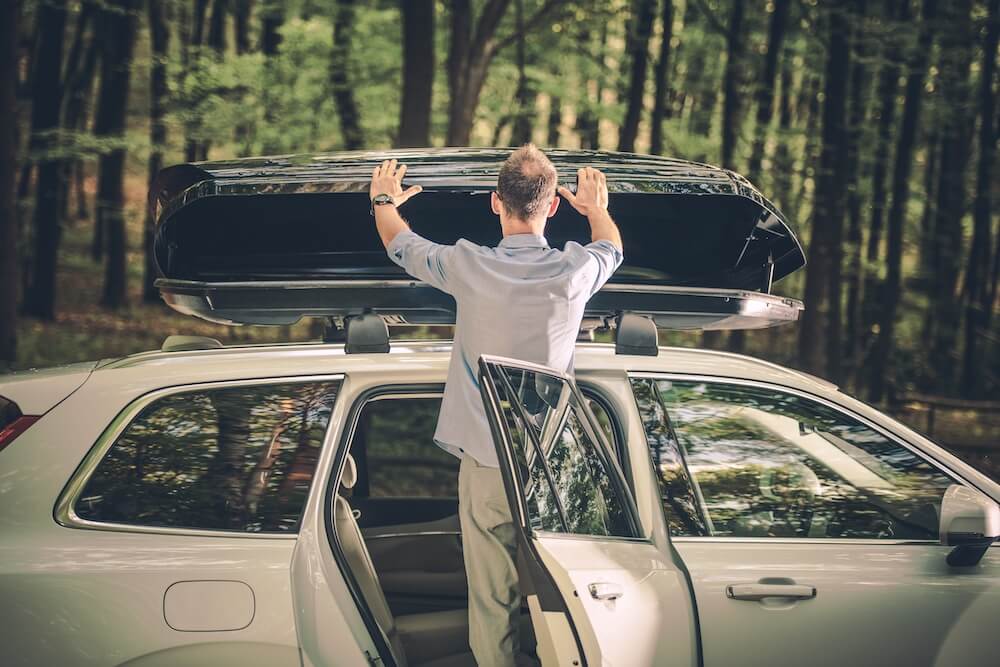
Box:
[500,218,545,238]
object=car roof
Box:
[99,340,836,396]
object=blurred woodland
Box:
[0,0,998,427]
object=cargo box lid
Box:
[152,148,805,329]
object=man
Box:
[369,144,622,667]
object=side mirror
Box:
[939,484,1000,567]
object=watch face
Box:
[373,194,394,205]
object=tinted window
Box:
[76,380,341,532]
[643,380,955,540]
[486,364,634,538]
[630,378,709,536]
[357,397,458,498]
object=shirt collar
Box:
[498,233,549,249]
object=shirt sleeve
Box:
[580,239,624,297]
[385,230,459,294]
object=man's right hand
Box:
[557,167,608,218]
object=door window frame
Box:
[323,382,445,667]
[480,357,647,544]
[54,374,345,539]
[628,372,977,546]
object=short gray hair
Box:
[497,144,557,221]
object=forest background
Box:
[1,0,998,472]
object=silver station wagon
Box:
[1,149,998,667]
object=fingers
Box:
[397,184,423,204]
[557,185,577,206]
[396,163,407,180]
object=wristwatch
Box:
[370,193,396,216]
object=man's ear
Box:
[546,196,561,218]
[491,191,503,216]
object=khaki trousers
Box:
[458,454,521,667]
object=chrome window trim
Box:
[54,374,346,539]
[363,530,460,540]
[628,372,982,543]
[532,530,654,545]
[670,536,945,546]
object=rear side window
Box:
[355,397,458,498]
[75,380,341,533]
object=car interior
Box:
[331,393,537,667]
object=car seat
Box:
[334,453,480,667]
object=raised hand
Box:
[370,159,423,206]
[557,167,608,218]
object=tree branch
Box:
[493,0,571,54]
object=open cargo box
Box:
[151,148,805,329]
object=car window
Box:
[486,364,635,538]
[354,396,458,498]
[634,378,956,540]
[75,380,341,533]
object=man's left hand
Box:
[370,159,423,205]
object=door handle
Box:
[726,583,816,601]
[588,582,624,601]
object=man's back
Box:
[387,229,622,466]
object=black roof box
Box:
[151,148,805,329]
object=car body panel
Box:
[673,539,1000,667]
[0,360,97,414]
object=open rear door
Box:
[478,355,699,667]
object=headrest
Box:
[341,453,358,490]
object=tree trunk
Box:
[145,0,170,303]
[510,0,535,145]
[61,13,100,224]
[184,0,210,162]
[398,0,434,148]
[22,0,67,321]
[746,0,791,184]
[94,0,139,311]
[861,0,905,355]
[844,0,872,388]
[618,0,656,153]
[960,0,999,395]
[547,95,562,146]
[869,0,936,402]
[0,0,19,368]
[261,1,283,55]
[720,0,746,170]
[56,3,93,225]
[331,0,364,149]
[917,129,940,285]
[793,74,822,215]
[925,0,975,390]
[771,49,795,214]
[208,0,227,53]
[798,5,852,380]
[575,25,606,150]
[446,0,518,146]
[233,0,252,54]
[649,0,675,155]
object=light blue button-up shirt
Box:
[386,230,623,467]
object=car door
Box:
[478,356,699,667]
[630,375,1000,667]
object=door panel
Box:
[675,540,1000,667]
[478,356,698,667]
[631,374,1000,666]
